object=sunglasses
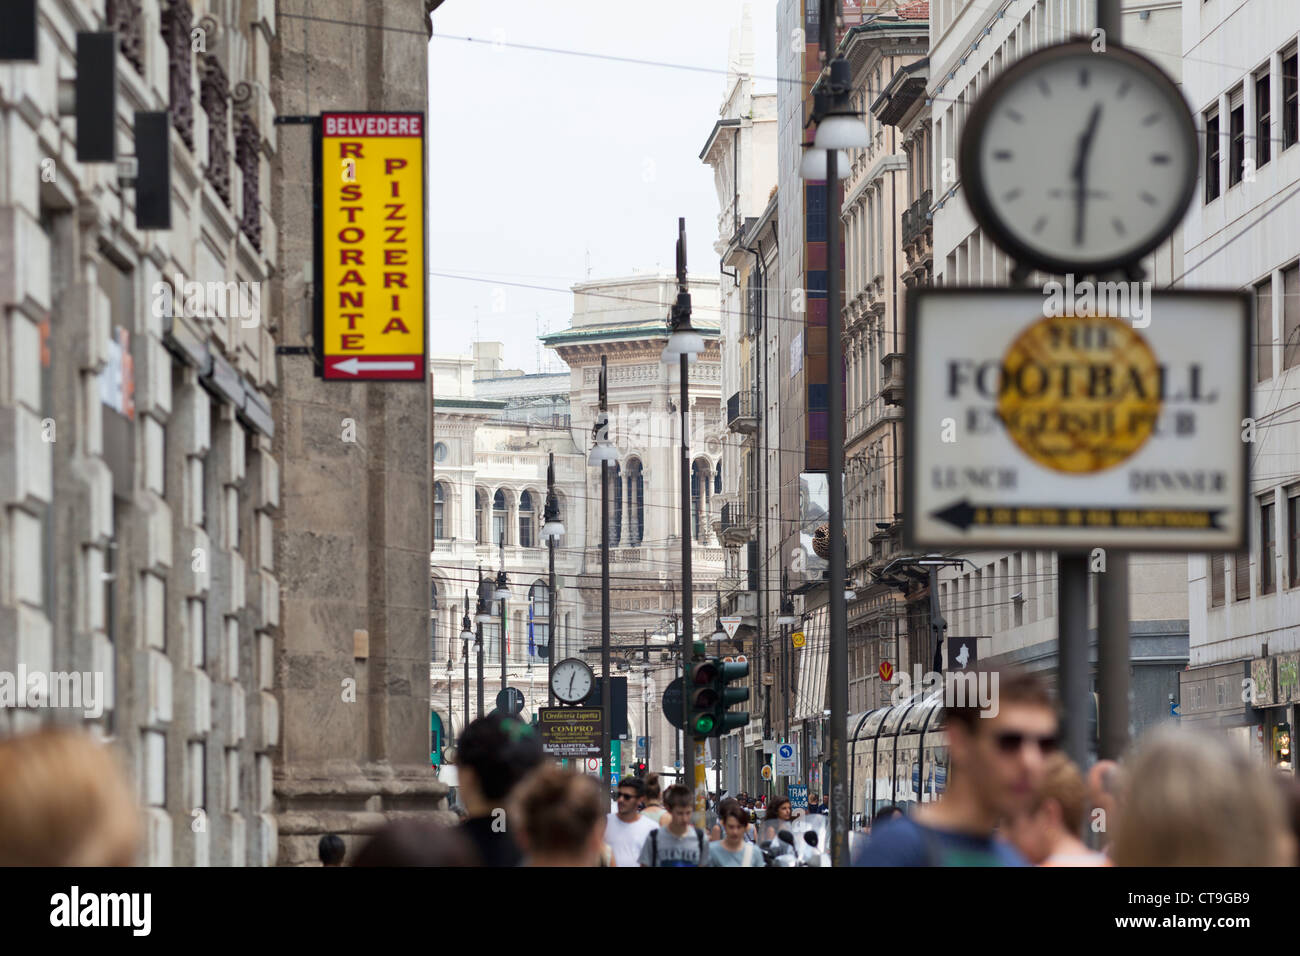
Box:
[994,732,1059,755]
[616,792,638,800]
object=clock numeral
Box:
[1112,217,1127,236]
[1142,113,1161,126]
[1003,188,1023,202]
[993,150,1014,161]
[1032,215,1048,235]
[1151,154,1171,165]
[1117,80,1131,98]
[1140,191,1158,206]
[1004,108,1024,124]
[1037,78,1051,98]
[1079,68,1089,88]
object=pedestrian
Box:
[708,799,763,867]
[639,784,711,866]
[455,714,544,867]
[868,804,904,835]
[0,727,140,866]
[514,767,609,867]
[854,669,1055,866]
[641,773,668,825]
[352,819,477,866]
[807,792,828,814]
[1111,725,1295,867]
[1004,753,1107,866]
[318,833,346,867]
[605,776,658,867]
[704,792,720,839]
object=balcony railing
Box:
[901,188,932,247]
[718,500,756,545]
[726,388,759,435]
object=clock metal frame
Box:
[958,41,1198,277]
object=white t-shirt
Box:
[605,813,659,868]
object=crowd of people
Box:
[4,669,1300,867]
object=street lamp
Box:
[710,590,727,642]
[812,61,870,150]
[593,354,614,785]
[474,569,494,718]
[460,593,473,732]
[799,143,850,181]
[544,453,563,705]
[496,535,509,711]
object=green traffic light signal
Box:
[688,660,720,737]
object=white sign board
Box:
[905,289,1249,551]
[775,743,798,777]
[720,616,742,639]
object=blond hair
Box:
[1112,725,1292,867]
[0,728,141,866]
[1032,752,1088,832]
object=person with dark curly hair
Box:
[455,714,544,866]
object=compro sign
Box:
[905,289,1249,551]
[318,112,425,380]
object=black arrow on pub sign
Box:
[932,499,1225,532]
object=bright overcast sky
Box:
[427,0,778,373]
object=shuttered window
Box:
[1210,554,1226,607]
[1234,550,1251,601]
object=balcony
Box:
[901,189,932,248]
[726,388,759,435]
[718,500,755,547]
[881,352,905,407]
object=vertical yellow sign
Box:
[319,112,425,380]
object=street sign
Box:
[946,638,980,672]
[792,631,805,649]
[905,289,1249,551]
[720,616,742,639]
[585,758,598,772]
[495,687,524,715]
[635,736,647,757]
[762,739,776,754]
[879,661,894,682]
[775,743,797,777]
[537,707,602,757]
[761,765,772,781]
[661,677,684,730]
[788,785,808,810]
[318,112,426,381]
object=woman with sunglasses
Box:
[854,669,1058,867]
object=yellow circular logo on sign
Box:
[792,631,806,649]
[761,765,773,780]
[996,313,1162,473]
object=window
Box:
[1261,499,1276,595]
[1284,263,1300,370]
[1228,92,1245,187]
[1256,278,1273,381]
[434,441,449,463]
[1284,46,1298,149]
[430,581,439,659]
[1256,69,1271,167]
[1205,110,1221,202]
[475,489,485,544]
[627,458,644,546]
[518,491,534,548]
[529,581,549,659]
[605,461,623,547]
[1234,548,1251,601]
[1210,554,1226,607]
[434,482,447,540]
[1289,492,1300,588]
[493,489,507,546]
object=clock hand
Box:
[1071,103,1104,246]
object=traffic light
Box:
[687,660,721,736]
[633,761,648,778]
[688,658,751,738]
[715,658,750,735]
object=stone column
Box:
[271,0,449,866]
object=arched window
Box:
[714,461,722,495]
[430,579,439,661]
[475,489,485,544]
[434,482,448,540]
[519,491,535,548]
[626,458,644,546]
[529,580,550,660]
[493,489,508,546]
[691,459,711,543]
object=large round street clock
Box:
[551,657,595,705]
[959,41,1198,275]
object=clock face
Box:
[960,43,1197,274]
[551,658,594,704]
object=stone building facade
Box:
[1,0,279,865]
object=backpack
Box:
[648,826,706,867]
